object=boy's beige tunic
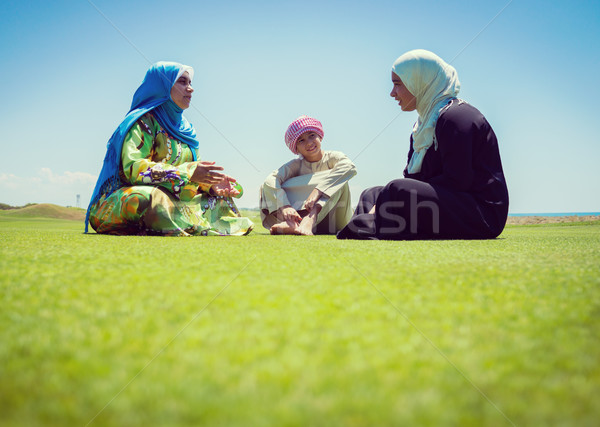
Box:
[260,150,357,233]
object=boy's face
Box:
[296,131,323,161]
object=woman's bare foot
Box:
[270,222,301,235]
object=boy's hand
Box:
[278,206,302,227]
[303,188,323,211]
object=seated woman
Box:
[260,115,357,235]
[86,61,253,236]
[338,50,508,240]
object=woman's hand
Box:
[211,177,241,197]
[303,188,323,211]
[191,161,228,186]
[277,206,302,227]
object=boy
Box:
[260,115,357,235]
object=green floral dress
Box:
[89,113,253,236]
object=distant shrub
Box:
[0,203,38,210]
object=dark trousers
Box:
[337,179,500,240]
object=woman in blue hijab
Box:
[86,61,253,236]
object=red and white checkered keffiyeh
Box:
[284,115,324,154]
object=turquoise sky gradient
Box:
[1,0,599,212]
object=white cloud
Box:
[0,169,97,207]
[38,168,97,186]
[0,173,21,190]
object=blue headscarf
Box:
[85,61,199,232]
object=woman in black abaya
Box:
[337,49,509,240]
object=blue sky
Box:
[1,0,599,213]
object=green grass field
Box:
[1,211,599,426]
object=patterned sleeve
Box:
[120,116,200,201]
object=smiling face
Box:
[296,131,323,162]
[170,71,193,109]
[390,71,416,111]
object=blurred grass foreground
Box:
[1,205,599,426]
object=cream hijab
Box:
[392,49,460,174]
